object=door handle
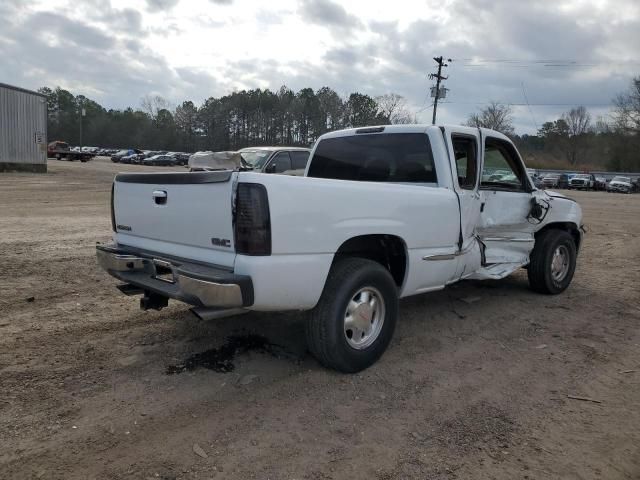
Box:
[152,190,167,205]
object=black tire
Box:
[306,257,398,373]
[528,229,577,294]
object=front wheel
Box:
[528,230,577,294]
[306,257,398,373]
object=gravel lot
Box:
[1,158,639,479]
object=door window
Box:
[268,152,292,173]
[452,135,478,190]
[481,139,529,191]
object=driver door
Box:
[476,134,536,268]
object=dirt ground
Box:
[1,158,639,480]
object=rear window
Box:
[308,133,436,183]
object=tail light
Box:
[110,182,116,232]
[234,183,271,255]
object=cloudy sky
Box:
[1,0,638,133]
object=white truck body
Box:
[98,124,583,371]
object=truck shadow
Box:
[162,272,535,375]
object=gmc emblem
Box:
[211,237,231,248]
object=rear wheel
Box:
[306,257,398,373]
[528,229,577,294]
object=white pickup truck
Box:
[97,125,584,372]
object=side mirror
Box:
[265,163,276,173]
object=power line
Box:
[451,58,640,64]
[450,58,640,69]
[521,82,538,132]
[439,101,613,107]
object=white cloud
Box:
[1,0,638,133]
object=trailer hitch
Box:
[140,291,169,311]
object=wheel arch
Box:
[535,222,582,251]
[333,234,408,289]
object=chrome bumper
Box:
[96,245,253,308]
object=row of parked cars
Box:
[527,170,639,194]
[110,149,190,166]
[105,145,312,173]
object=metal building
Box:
[0,83,48,173]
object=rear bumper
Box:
[96,244,253,308]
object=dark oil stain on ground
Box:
[166,333,296,374]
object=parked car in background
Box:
[557,173,571,189]
[132,153,147,165]
[175,153,190,165]
[633,178,640,193]
[47,141,95,162]
[47,140,70,157]
[238,146,311,174]
[165,152,188,165]
[542,173,560,188]
[569,173,595,190]
[594,176,607,191]
[189,151,243,171]
[189,147,311,173]
[119,154,140,164]
[112,149,144,163]
[483,169,512,182]
[111,150,131,163]
[142,154,176,166]
[607,176,633,193]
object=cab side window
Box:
[481,138,528,191]
[452,135,478,190]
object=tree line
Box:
[40,76,639,171]
[465,77,640,171]
[38,86,413,153]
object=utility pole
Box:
[79,104,86,152]
[429,56,450,124]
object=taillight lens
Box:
[234,183,271,255]
[110,182,116,232]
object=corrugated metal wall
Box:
[0,83,47,172]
